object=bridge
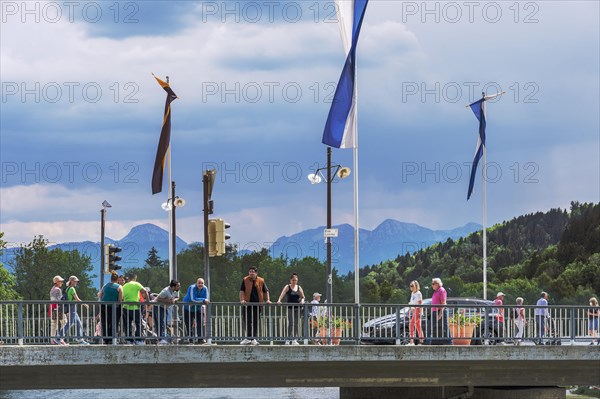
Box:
[1,301,599,398]
[1,344,599,398]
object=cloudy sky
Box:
[1,0,598,253]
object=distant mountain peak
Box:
[269,219,481,274]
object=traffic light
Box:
[208,218,230,257]
[104,244,122,273]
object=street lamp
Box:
[100,200,112,289]
[307,146,351,308]
[161,182,186,281]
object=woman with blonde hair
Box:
[588,297,599,345]
[514,297,525,346]
[407,280,424,345]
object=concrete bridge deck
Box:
[1,345,598,392]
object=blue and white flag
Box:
[322,0,369,149]
[467,98,486,200]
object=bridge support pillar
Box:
[340,386,565,399]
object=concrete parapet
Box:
[0,345,598,390]
[340,386,566,399]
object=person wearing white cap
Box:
[56,276,89,345]
[310,292,323,344]
[49,275,66,344]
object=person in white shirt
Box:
[514,297,525,345]
[407,280,424,345]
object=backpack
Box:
[61,286,71,301]
[61,286,72,313]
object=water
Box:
[0,388,340,399]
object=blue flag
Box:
[467,98,486,200]
[322,0,369,149]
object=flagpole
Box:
[167,77,174,282]
[353,65,360,305]
[482,133,487,300]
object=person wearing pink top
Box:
[427,277,451,345]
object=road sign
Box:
[324,228,338,238]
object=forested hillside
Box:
[359,202,599,305]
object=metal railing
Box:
[0,301,597,346]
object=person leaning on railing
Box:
[276,272,306,345]
[122,273,150,345]
[154,280,181,345]
[182,278,210,344]
[98,272,123,344]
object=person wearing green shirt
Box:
[122,273,149,345]
[56,275,89,345]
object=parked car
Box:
[360,297,505,345]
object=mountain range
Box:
[2,220,481,276]
[268,220,481,274]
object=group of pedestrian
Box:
[405,279,600,346]
[49,272,210,346]
[49,270,598,346]
[238,267,326,345]
[50,275,89,345]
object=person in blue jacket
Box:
[183,278,209,344]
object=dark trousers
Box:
[153,306,168,339]
[427,310,451,345]
[287,306,301,338]
[184,308,204,339]
[536,315,546,343]
[100,304,121,344]
[124,308,142,340]
[244,305,260,339]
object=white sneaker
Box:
[77,339,90,345]
[251,339,259,345]
[406,342,415,346]
[284,340,291,345]
[240,338,252,345]
[158,339,168,345]
[135,340,145,346]
[291,340,299,345]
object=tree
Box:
[145,246,165,269]
[0,232,21,300]
[11,236,95,300]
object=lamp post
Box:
[100,200,111,289]
[161,183,186,281]
[308,147,351,308]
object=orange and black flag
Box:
[152,74,178,195]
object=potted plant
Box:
[311,316,351,345]
[448,311,483,346]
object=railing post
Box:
[569,307,575,345]
[353,303,361,344]
[206,302,212,345]
[484,305,490,345]
[303,303,309,345]
[17,302,24,346]
[111,302,117,345]
[395,304,401,346]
